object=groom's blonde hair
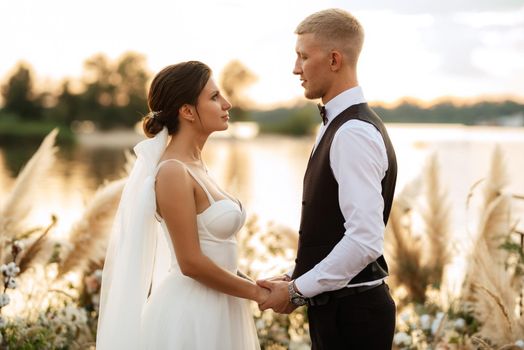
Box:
[295,8,364,67]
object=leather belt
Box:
[307,282,384,307]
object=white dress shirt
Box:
[292,86,389,298]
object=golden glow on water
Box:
[205,134,314,230]
[2,126,524,233]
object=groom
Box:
[257,8,397,349]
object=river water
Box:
[1,124,523,291]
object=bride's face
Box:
[195,78,232,132]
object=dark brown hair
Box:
[142,61,212,137]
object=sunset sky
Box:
[1,0,523,106]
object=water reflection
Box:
[202,135,313,229]
[1,125,523,238]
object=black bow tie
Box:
[317,104,328,125]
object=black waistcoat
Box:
[291,103,397,284]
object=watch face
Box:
[292,296,306,306]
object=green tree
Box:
[79,53,118,128]
[220,60,257,122]
[1,62,43,120]
[53,80,82,125]
[114,52,150,124]
[79,52,150,129]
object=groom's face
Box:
[293,33,331,100]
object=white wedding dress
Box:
[139,159,260,350]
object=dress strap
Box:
[155,159,215,204]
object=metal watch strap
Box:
[289,281,307,306]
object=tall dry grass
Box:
[479,146,511,264]
[0,129,58,266]
[421,153,451,288]
[0,128,127,281]
[0,129,128,347]
[57,178,125,277]
[386,152,451,304]
[471,239,521,344]
[462,146,523,346]
[0,129,58,256]
[16,215,57,273]
[386,201,429,303]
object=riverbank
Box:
[0,118,74,144]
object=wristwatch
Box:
[288,281,307,306]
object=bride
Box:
[96,61,268,349]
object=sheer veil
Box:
[96,127,170,349]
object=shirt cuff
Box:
[293,272,323,298]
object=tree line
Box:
[373,99,524,125]
[1,54,258,131]
[1,52,150,130]
[251,99,524,136]
[1,53,523,136]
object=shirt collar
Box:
[323,86,366,124]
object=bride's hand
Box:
[255,285,271,305]
[265,274,291,282]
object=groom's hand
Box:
[256,279,296,314]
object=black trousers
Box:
[308,283,396,350]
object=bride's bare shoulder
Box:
[156,159,192,188]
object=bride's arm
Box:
[237,270,254,282]
[156,162,269,304]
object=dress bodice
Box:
[142,158,259,350]
[154,159,246,273]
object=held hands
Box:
[255,284,271,305]
[256,275,298,314]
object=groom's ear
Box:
[329,51,343,72]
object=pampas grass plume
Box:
[58,178,126,277]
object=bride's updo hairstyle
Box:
[142,61,212,138]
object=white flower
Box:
[431,312,445,335]
[454,317,465,330]
[393,332,412,346]
[76,308,88,324]
[255,318,265,330]
[0,293,10,307]
[38,313,50,327]
[63,305,88,325]
[94,269,103,281]
[398,310,411,326]
[2,262,20,277]
[420,314,431,330]
[515,339,524,348]
[6,277,16,289]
